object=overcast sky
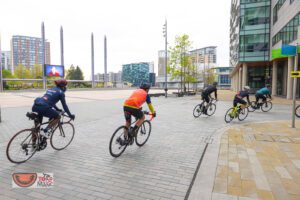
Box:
[1,0,231,79]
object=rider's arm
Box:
[53,104,62,111]
[246,94,250,104]
[146,95,155,113]
[214,89,218,99]
[60,93,72,116]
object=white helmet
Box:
[244,86,250,91]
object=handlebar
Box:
[143,111,155,121]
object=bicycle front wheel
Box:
[261,101,272,112]
[50,122,75,150]
[238,107,249,121]
[248,101,256,112]
[224,108,234,123]
[193,103,203,118]
[296,105,300,118]
[207,103,216,116]
[109,126,128,157]
[135,120,151,147]
[6,129,37,164]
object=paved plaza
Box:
[0,90,298,200]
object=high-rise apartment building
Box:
[230,0,300,99]
[11,35,50,72]
[1,51,12,72]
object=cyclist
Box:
[121,83,156,145]
[201,82,218,114]
[32,79,75,138]
[255,84,272,107]
[233,86,251,110]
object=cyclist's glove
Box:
[152,112,157,117]
[70,114,75,120]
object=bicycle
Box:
[193,98,217,118]
[6,111,75,164]
[296,105,300,118]
[248,97,272,112]
[224,103,249,123]
[109,111,154,158]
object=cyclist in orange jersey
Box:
[122,83,156,145]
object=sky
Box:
[0,0,231,80]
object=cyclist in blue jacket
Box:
[32,79,75,138]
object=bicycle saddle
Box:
[26,112,39,120]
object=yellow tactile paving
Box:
[214,120,300,200]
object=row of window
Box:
[240,6,270,28]
[272,12,300,46]
[240,0,269,4]
[273,0,287,24]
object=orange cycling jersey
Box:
[124,89,150,109]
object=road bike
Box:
[109,111,154,158]
[248,97,272,112]
[6,111,75,164]
[193,98,217,118]
[296,105,300,118]
[224,103,249,123]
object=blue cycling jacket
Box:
[34,87,71,116]
[256,87,270,95]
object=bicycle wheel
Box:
[238,107,249,121]
[109,126,128,157]
[248,101,256,112]
[135,120,151,147]
[206,103,216,116]
[6,129,37,164]
[50,122,75,150]
[296,105,300,118]
[261,101,272,112]
[224,108,234,123]
[193,103,203,118]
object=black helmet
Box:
[140,83,150,90]
[54,79,68,87]
[213,82,218,86]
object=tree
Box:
[203,68,216,85]
[167,34,195,93]
[32,64,43,79]
[14,64,32,79]
[2,69,14,78]
[66,65,84,80]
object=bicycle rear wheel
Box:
[206,103,216,116]
[248,101,256,112]
[296,105,300,118]
[261,101,272,112]
[238,107,249,121]
[50,122,75,150]
[224,108,234,123]
[109,126,128,157]
[135,120,151,147]
[193,103,203,118]
[6,129,37,164]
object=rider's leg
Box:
[42,108,60,133]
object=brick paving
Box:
[0,90,296,200]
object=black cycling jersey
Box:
[203,85,217,99]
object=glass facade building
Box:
[122,62,150,86]
[1,51,12,72]
[230,0,300,99]
[11,35,50,70]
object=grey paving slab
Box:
[0,93,293,200]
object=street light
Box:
[163,19,168,98]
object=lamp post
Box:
[163,19,168,98]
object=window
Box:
[273,0,287,24]
[272,12,300,46]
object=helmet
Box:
[140,83,150,90]
[54,79,68,87]
[212,82,218,86]
[244,86,250,91]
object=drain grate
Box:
[200,136,214,144]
